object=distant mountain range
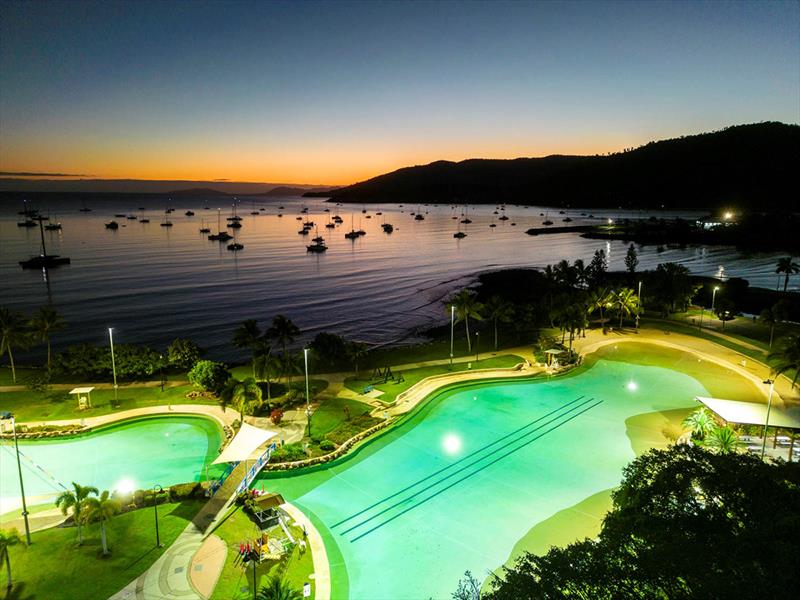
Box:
[326,122,799,211]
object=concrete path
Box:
[282,502,330,600]
[190,535,227,599]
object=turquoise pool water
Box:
[261,354,703,599]
[0,416,222,513]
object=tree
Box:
[188,360,231,394]
[760,305,781,348]
[775,256,800,293]
[705,426,742,454]
[220,377,263,422]
[257,577,303,600]
[682,408,715,439]
[450,290,484,352]
[0,528,21,592]
[453,570,482,600]
[29,305,65,369]
[482,445,800,599]
[769,334,800,388]
[587,249,607,287]
[587,288,611,329]
[624,243,639,274]
[713,297,735,330]
[254,349,280,400]
[651,262,698,313]
[610,288,639,329]
[266,315,301,381]
[346,341,369,378]
[82,490,120,556]
[166,338,203,370]
[55,482,98,545]
[309,332,349,371]
[483,296,514,350]
[233,319,264,378]
[0,308,30,384]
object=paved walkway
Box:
[0,379,188,393]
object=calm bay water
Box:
[0,195,788,361]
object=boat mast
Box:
[38,216,47,256]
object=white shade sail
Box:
[212,422,278,464]
[695,396,800,430]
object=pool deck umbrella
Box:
[212,422,278,464]
[69,386,95,409]
[544,349,563,366]
[695,396,800,430]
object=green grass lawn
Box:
[1,500,204,600]
[0,384,209,423]
[209,505,315,600]
[344,354,524,405]
[311,395,373,438]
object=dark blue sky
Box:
[1,0,798,184]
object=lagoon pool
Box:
[0,416,222,514]
[260,344,757,599]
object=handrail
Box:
[208,460,239,496]
[234,442,277,496]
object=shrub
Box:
[169,482,202,501]
[270,408,284,425]
[325,413,381,445]
[167,338,204,370]
[319,440,336,452]
[188,360,230,394]
[270,442,307,463]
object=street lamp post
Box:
[636,281,643,330]
[1,413,32,545]
[153,484,163,547]
[760,379,775,459]
[475,332,480,362]
[303,348,311,437]
[108,328,118,402]
[159,354,165,392]
[449,305,455,370]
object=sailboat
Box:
[199,218,211,233]
[453,218,466,238]
[208,209,232,241]
[139,208,150,223]
[44,214,62,230]
[381,213,393,233]
[344,215,360,239]
[161,213,173,227]
[19,217,70,269]
[307,227,327,252]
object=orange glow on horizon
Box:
[0,134,640,187]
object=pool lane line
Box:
[331,395,586,529]
[340,396,599,537]
[348,398,604,543]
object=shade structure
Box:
[212,422,278,464]
[695,396,800,430]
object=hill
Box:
[165,187,230,196]
[328,123,799,211]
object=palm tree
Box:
[450,289,483,352]
[258,577,303,600]
[705,426,742,455]
[769,334,800,388]
[55,482,98,545]
[587,288,611,329]
[254,347,279,401]
[266,315,300,381]
[759,305,782,349]
[232,319,264,379]
[82,490,120,556]
[346,342,369,378]
[682,408,716,439]
[29,305,65,369]
[483,296,514,350]
[0,528,21,592]
[611,288,639,329]
[775,256,800,293]
[220,376,263,422]
[0,308,30,384]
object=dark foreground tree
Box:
[482,445,800,600]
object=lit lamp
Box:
[153,484,163,547]
[449,305,455,370]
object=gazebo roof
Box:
[69,387,95,395]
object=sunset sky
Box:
[1,0,798,186]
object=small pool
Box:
[260,343,760,599]
[0,415,223,514]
